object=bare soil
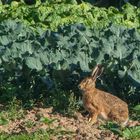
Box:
[0,107,140,140]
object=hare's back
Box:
[97,89,127,107]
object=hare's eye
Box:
[86,79,90,85]
[88,79,91,83]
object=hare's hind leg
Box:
[108,111,129,126]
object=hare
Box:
[79,64,129,126]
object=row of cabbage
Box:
[0,1,140,31]
[0,20,139,104]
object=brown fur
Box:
[79,65,129,125]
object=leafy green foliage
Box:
[123,126,140,140]
[0,20,140,104]
[0,127,74,140]
[26,57,43,71]
[133,105,140,114]
[84,0,140,8]
[99,121,122,135]
[130,104,140,121]
[100,121,140,140]
[0,130,50,140]
[0,1,140,31]
[0,0,78,5]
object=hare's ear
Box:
[96,66,104,79]
[91,64,104,80]
[91,65,99,77]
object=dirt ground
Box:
[0,107,140,140]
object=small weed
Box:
[40,117,57,125]
[23,99,36,109]
[47,88,80,116]
[24,120,36,128]
[0,83,17,104]
[0,117,9,125]
[7,98,24,119]
[0,98,24,124]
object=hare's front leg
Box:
[88,112,98,124]
[88,105,99,124]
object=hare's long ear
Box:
[96,66,104,79]
[91,64,104,80]
[91,65,99,79]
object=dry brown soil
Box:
[0,107,140,140]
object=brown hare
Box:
[79,64,129,126]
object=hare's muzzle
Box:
[78,84,81,89]
[78,83,83,90]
